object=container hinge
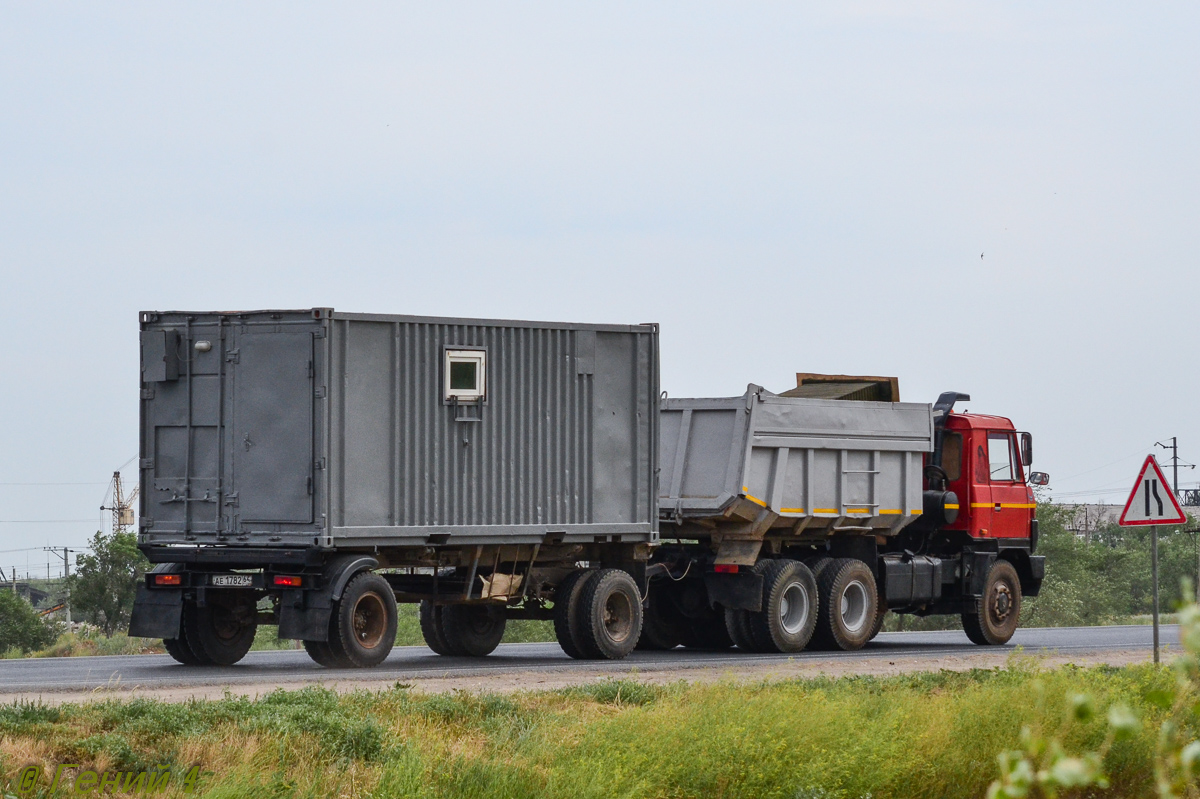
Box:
[140,458,154,470]
[140,387,156,400]
[314,386,327,398]
[225,348,240,363]
[314,458,326,471]
[224,492,239,507]
[313,328,327,339]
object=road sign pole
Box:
[1152,525,1160,664]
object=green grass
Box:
[1,661,1188,798]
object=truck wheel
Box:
[440,605,507,657]
[163,635,204,665]
[419,601,457,656]
[724,608,758,651]
[868,601,888,641]
[748,559,818,653]
[812,558,877,651]
[553,569,594,659]
[575,568,643,659]
[329,572,397,667]
[637,591,685,650]
[963,560,1021,645]
[183,593,257,666]
[305,610,354,668]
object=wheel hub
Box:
[603,592,634,643]
[992,584,1013,621]
[779,581,810,635]
[352,591,387,649]
[839,580,870,634]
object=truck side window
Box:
[988,433,1014,482]
[942,432,962,481]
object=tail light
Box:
[153,574,182,586]
[714,564,739,574]
[273,575,303,587]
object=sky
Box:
[2,2,1197,576]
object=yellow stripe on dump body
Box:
[744,494,767,508]
[779,508,805,514]
[846,508,870,514]
[879,509,903,515]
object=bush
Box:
[0,591,58,654]
[68,530,148,636]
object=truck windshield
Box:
[988,433,1014,481]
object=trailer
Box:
[129,310,1045,667]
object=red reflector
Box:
[274,575,303,587]
[154,574,182,586]
[713,564,739,574]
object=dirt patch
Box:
[0,648,1155,705]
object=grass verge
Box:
[0,659,1188,798]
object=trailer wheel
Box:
[329,572,397,667]
[812,558,877,651]
[575,568,643,660]
[553,569,594,659]
[963,560,1021,645]
[440,605,506,657]
[637,591,685,651]
[748,559,818,653]
[419,601,458,656]
[183,593,257,666]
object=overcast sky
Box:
[2,2,1197,574]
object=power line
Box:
[0,519,99,523]
[0,482,108,486]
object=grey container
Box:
[138,309,659,549]
[659,386,933,534]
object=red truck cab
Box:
[940,412,1038,543]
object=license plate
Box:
[211,574,253,587]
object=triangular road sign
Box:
[1119,455,1187,526]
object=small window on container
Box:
[445,350,486,402]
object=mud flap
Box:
[703,571,764,612]
[278,590,333,640]
[128,584,183,639]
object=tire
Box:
[868,601,888,641]
[724,607,758,651]
[182,593,257,666]
[163,635,203,665]
[574,569,643,660]
[812,558,878,652]
[962,560,1022,645]
[440,604,506,657]
[304,638,347,668]
[747,560,818,654]
[637,590,685,651]
[329,572,397,667]
[553,569,594,659]
[419,601,457,656]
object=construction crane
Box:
[100,470,138,534]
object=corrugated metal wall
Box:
[328,316,657,539]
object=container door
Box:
[232,329,314,525]
[987,431,1032,539]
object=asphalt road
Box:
[0,624,1175,695]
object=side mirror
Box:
[1029,471,1049,486]
[1019,432,1033,466]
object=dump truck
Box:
[129,309,1046,666]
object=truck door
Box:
[968,432,993,537]
[987,431,1033,539]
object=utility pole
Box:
[1156,438,1198,593]
[44,547,73,622]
